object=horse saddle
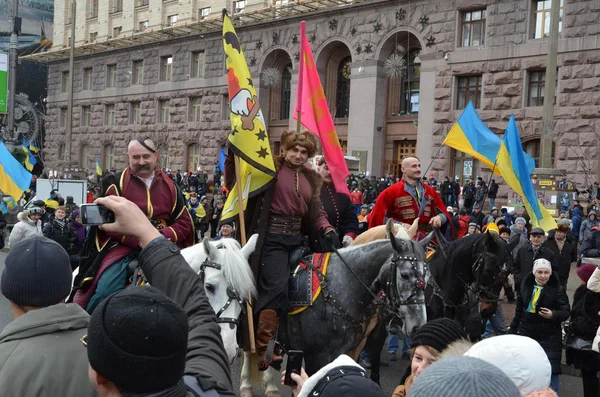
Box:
[288,252,331,314]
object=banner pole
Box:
[234,154,255,353]
[296,21,306,133]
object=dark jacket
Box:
[463,183,475,200]
[139,237,234,396]
[440,181,453,196]
[513,244,558,291]
[474,183,487,202]
[542,236,577,286]
[566,285,600,370]
[510,273,570,374]
[0,212,6,249]
[320,184,359,243]
[470,210,486,229]
[43,218,75,253]
[488,182,499,199]
[581,228,600,258]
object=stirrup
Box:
[265,340,284,371]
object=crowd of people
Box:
[2,131,600,397]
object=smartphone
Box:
[284,350,304,386]
[80,204,115,225]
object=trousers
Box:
[256,233,305,317]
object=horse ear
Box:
[241,234,258,260]
[202,237,219,258]
[385,218,394,238]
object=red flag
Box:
[294,21,350,195]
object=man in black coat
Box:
[440,176,453,206]
[470,204,487,229]
[514,228,558,293]
[318,158,359,247]
[581,227,600,258]
[543,223,577,288]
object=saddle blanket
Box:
[288,253,331,315]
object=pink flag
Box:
[294,21,350,196]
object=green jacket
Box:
[0,303,98,397]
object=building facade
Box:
[33,0,600,191]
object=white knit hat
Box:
[532,258,552,275]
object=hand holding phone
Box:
[80,204,115,225]
[284,350,304,387]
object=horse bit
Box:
[199,257,245,329]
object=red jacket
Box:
[368,179,450,232]
[350,191,364,205]
[457,215,470,238]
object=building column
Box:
[415,55,438,172]
[347,60,386,176]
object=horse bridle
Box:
[199,257,245,329]
[459,250,507,303]
[388,253,428,310]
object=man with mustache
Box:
[73,137,194,313]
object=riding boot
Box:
[256,309,283,371]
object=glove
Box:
[325,231,341,250]
[342,235,353,247]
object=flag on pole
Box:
[96,157,103,176]
[21,137,37,171]
[0,141,32,201]
[220,10,276,222]
[443,101,535,175]
[496,116,556,231]
[294,21,350,195]
[29,140,39,154]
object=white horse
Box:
[181,235,258,363]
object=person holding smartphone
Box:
[509,258,570,394]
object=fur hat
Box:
[281,130,319,158]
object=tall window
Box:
[280,65,292,119]
[83,67,93,90]
[132,60,143,84]
[80,144,90,171]
[88,0,98,18]
[460,9,486,47]
[59,108,67,127]
[61,71,69,93]
[533,0,563,39]
[105,104,116,125]
[523,139,556,167]
[158,100,170,123]
[136,0,149,7]
[158,145,170,170]
[104,144,115,171]
[233,0,246,12]
[191,51,205,78]
[110,0,123,13]
[187,143,201,172]
[167,14,178,26]
[106,64,117,88]
[81,106,91,126]
[198,7,211,18]
[335,56,351,118]
[456,75,482,109]
[130,102,141,124]
[454,150,480,184]
[160,56,173,82]
[387,50,421,116]
[189,97,202,122]
[58,143,65,161]
[527,71,545,107]
[222,95,230,120]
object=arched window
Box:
[187,143,201,172]
[335,56,351,118]
[103,144,114,172]
[80,144,91,173]
[453,150,480,185]
[522,139,556,168]
[280,65,292,120]
[387,49,421,116]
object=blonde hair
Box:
[410,345,442,362]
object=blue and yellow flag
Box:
[96,157,103,176]
[29,140,39,154]
[0,141,32,201]
[21,137,37,171]
[496,116,556,231]
[0,201,7,214]
[220,10,276,223]
[443,101,535,175]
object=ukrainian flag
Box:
[96,157,103,176]
[29,140,39,154]
[21,137,37,171]
[443,101,535,174]
[496,116,556,231]
[0,141,32,201]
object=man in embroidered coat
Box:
[73,138,194,313]
[368,156,450,239]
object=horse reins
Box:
[199,257,245,329]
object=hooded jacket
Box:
[580,228,600,258]
[509,273,570,374]
[0,304,97,397]
[580,211,599,242]
[8,210,42,247]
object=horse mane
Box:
[344,236,425,261]
[211,238,258,299]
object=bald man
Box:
[368,156,450,239]
[73,137,194,313]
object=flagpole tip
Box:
[222,8,228,18]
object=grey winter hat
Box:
[515,217,526,225]
[407,356,521,397]
[1,236,72,307]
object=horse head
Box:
[473,231,513,318]
[377,221,428,338]
[181,235,257,363]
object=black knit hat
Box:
[410,318,467,353]
[1,236,72,307]
[87,286,189,394]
